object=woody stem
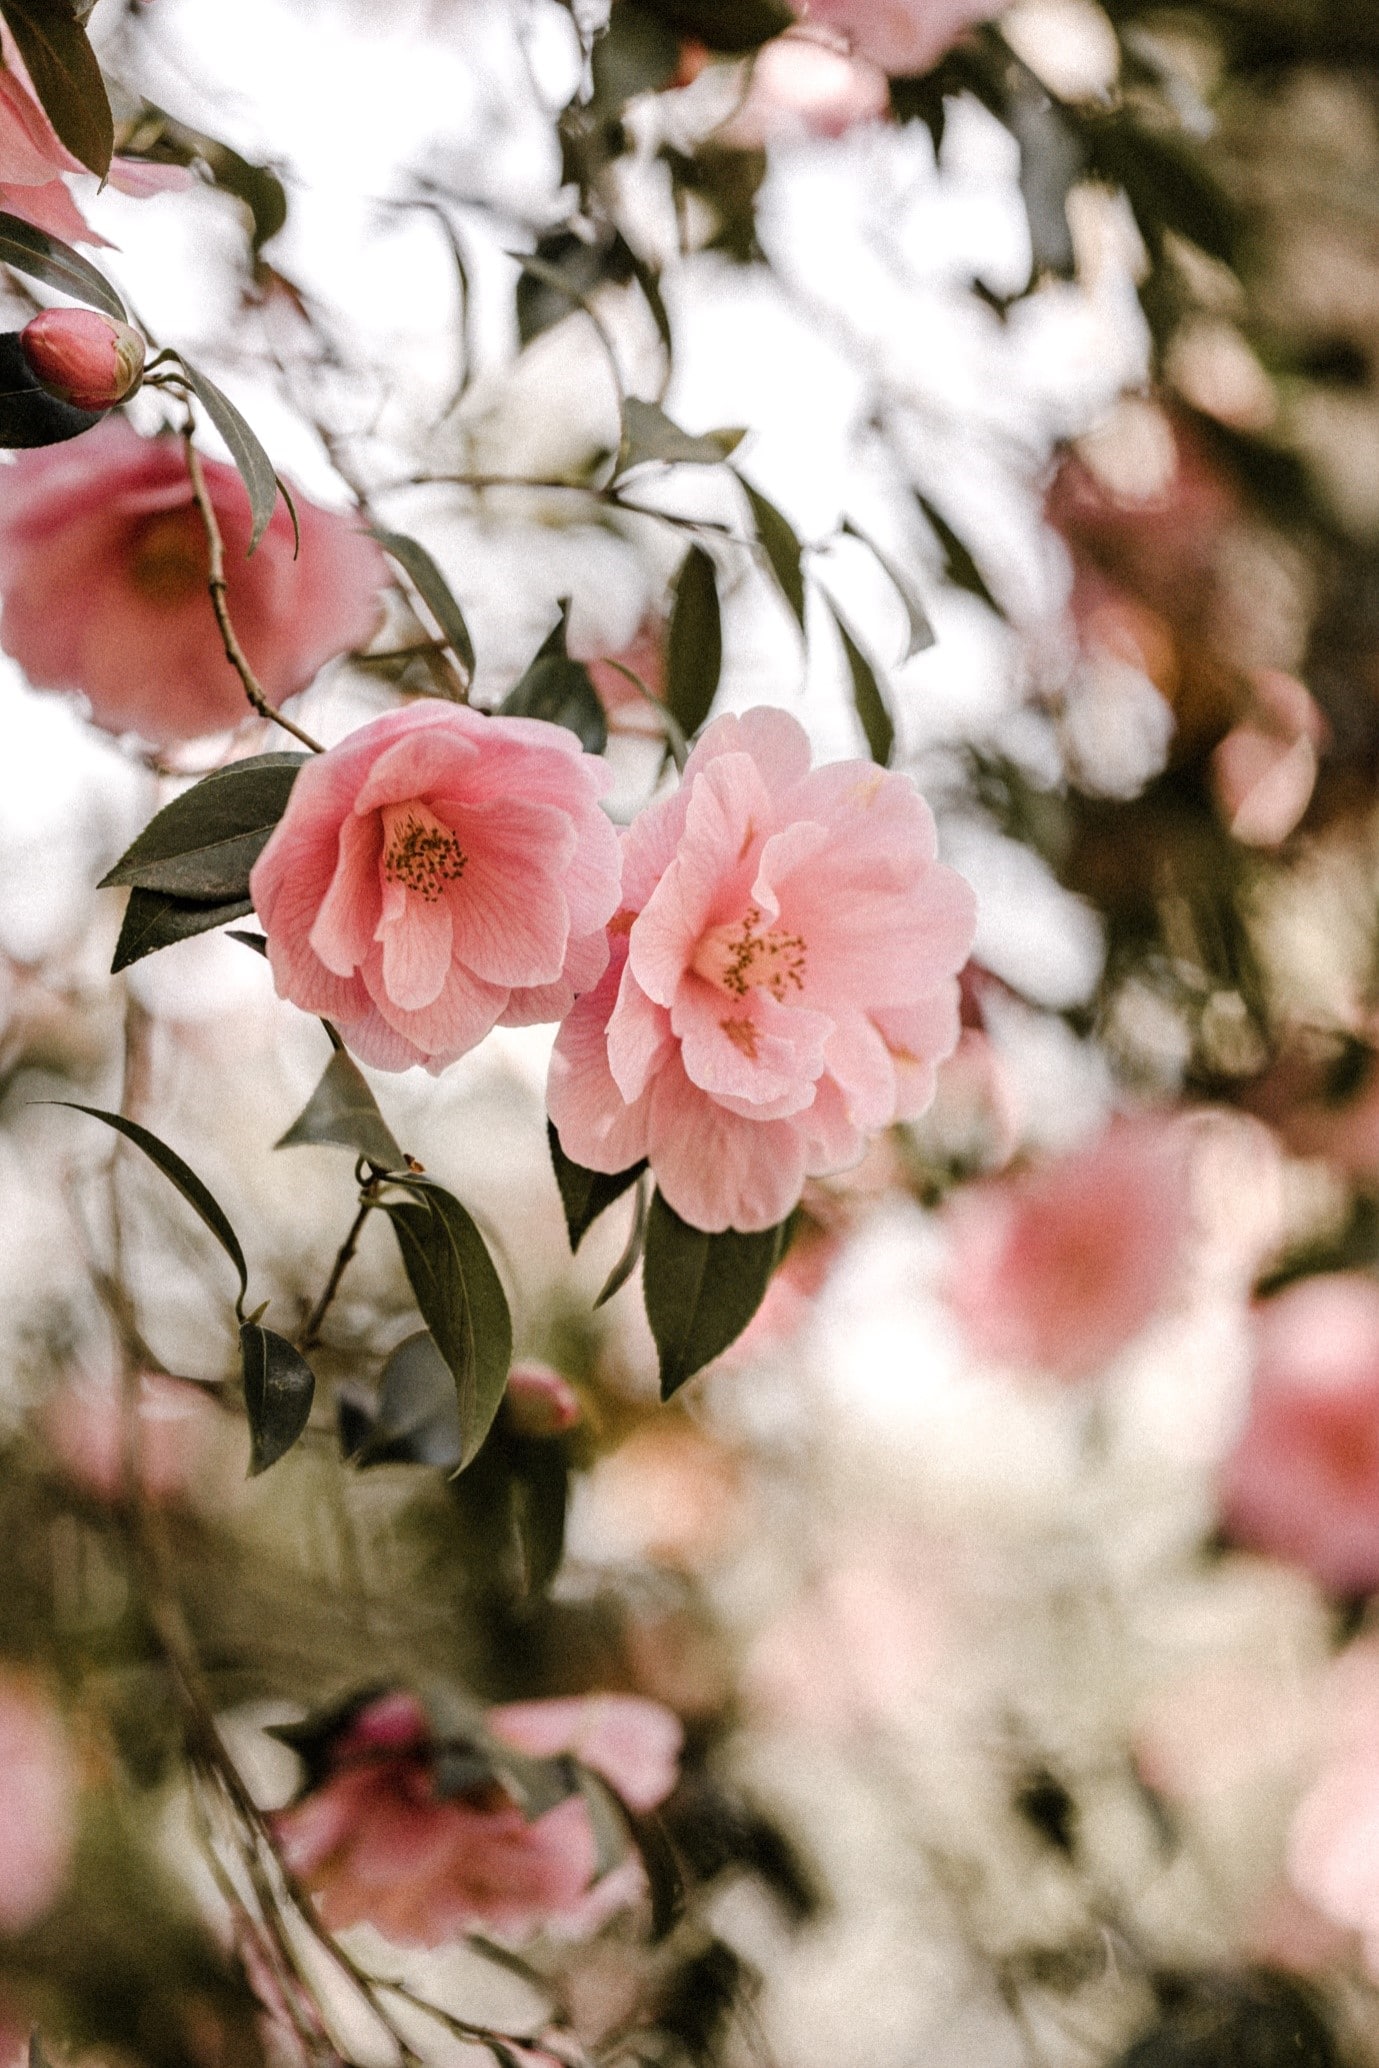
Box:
[181,430,325,754]
[299,1196,374,1350]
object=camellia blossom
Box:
[45,1372,222,1506]
[547,707,976,1233]
[0,1673,76,1934]
[251,701,623,1072]
[271,1690,681,1945]
[0,418,388,743]
[718,31,890,145]
[19,308,146,412]
[942,1115,1196,1380]
[1288,1646,1379,1975]
[1219,1274,1379,1595]
[792,0,997,78]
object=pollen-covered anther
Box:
[382,807,467,902]
[720,1016,760,1059]
[693,906,807,1001]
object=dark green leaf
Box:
[1007,79,1080,279]
[0,0,113,177]
[841,517,934,658]
[740,479,806,631]
[577,1767,632,1880]
[51,1104,249,1316]
[227,929,267,956]
[915,492,1003,616]
[624,1802,685,1938]
[501,603,607,752]
[372,529,475,685]
[0,330,106,448]
[276,1037,404,1171]
[828,600,893,765]
[115,103,287,252]
[595,1175,649,1309]
[383,1180,512,1469]
[642,1190,787,1399]
[626,249,674,362]
[240,1322,315,1475]
[634,0,792,54]
[515,228,632,346]
[548,1120,646,1251]
[616,397,744,475]
[112,888,253,973]
[666,545,722,736]
[345,1329,462,1468]
[176,359,282,553]
[100,753,305,899]
[0,208,125,320]
[1076,108,1238,269]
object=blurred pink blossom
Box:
[252,702,622,1072]
[792,0,996,77]
[581,619,667,736]
[942,1114,1195,1379]
[718,32,890,145]
[1288,1645,1379,1973]
[548,707,975,1232]
[45,1372,221,1505]
[1220,1274,1379,1594]
[505,1363,583,1437]
[0,418,387,743]
[0,1673,75,1934]
[271,1690,680,1945]
[1211,669,1327,849]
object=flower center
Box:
[381,804,467,902]
[692,906,806,1001]
[128,510,208,607]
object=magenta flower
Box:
[942,1115,1196,1380]
[0,1673,75,1934]
[0,418,388,744]
[251,702,623,1072]
[270,1690,681,1946]
[547,708,975,1233]
[20,308,145,411]
[1220,1274,1379,1595]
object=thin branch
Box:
[181,431,325,754]
[299,1197,374,1350]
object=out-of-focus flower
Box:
[583,1422,744,1569]
[1211,669,1327,849]
[792,0,996,77]
[45,1372,222,1505]
[0,1673,75,1933]
[0,419,387,743]
[1219,1274,1379,1594]
[942,1114,1196,1379]
[252,702,621,1073]
[717,31,890,146]
[504,1362,582,1437]
[0,32,190,243]
[19,307,145,412]
[548,707,975,1232]
[581,618,667,737]
[271,1690,680,1945]
[1288,1645,1379,1974]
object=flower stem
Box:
[300,1196,374,1349]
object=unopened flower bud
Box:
[504,1362,582,1437]
[19,307,145,412]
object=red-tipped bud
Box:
[19,307,145,412]
[504,1362,582,1437]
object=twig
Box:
[181,431,325,754]
[299,1197,374,1350]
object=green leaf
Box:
[383,1180,512,1469]
[828,600,893,766]
[642,1189,787,1399]
[372,529,475,685]
[841,517,935,659]
[240,1322,315,1475]
[51,1104,249,1317]
[594,1175,649,1309]
[275,1034,404,1171]
[576,1767,632,1881]
[616,397,744,475]
[548,1121,647,1252]
[111,888,253,973]
[0,0,113,177]
[345,1330,462,1469]
[100,753,305,899]
[666,544,722,737]
[915,491,1003,616]
[501,602,607,752]
[634,0,792,55]
[0,208,125,320]
[739,479,806,631]
[176,359,282,553]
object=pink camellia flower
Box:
[581,618,667,737]
[271,1690,681,1945]
[1288,1645,1379,1975]
[20,307,145,411]
[0,1672,75,1933]
[942,1114,1195,1380]
[1219,1274,1379,1595]
[45,1372,221,1506]
[1211,669,1328,850]
[792,0,996,78]
[547,707,976,1233]
[0,417,388,743]
[251,701,622,1072]
[718,30,890,145]
[0,32,190,244]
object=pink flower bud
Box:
[19,307,145,411]
[505,1362,582,1437]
